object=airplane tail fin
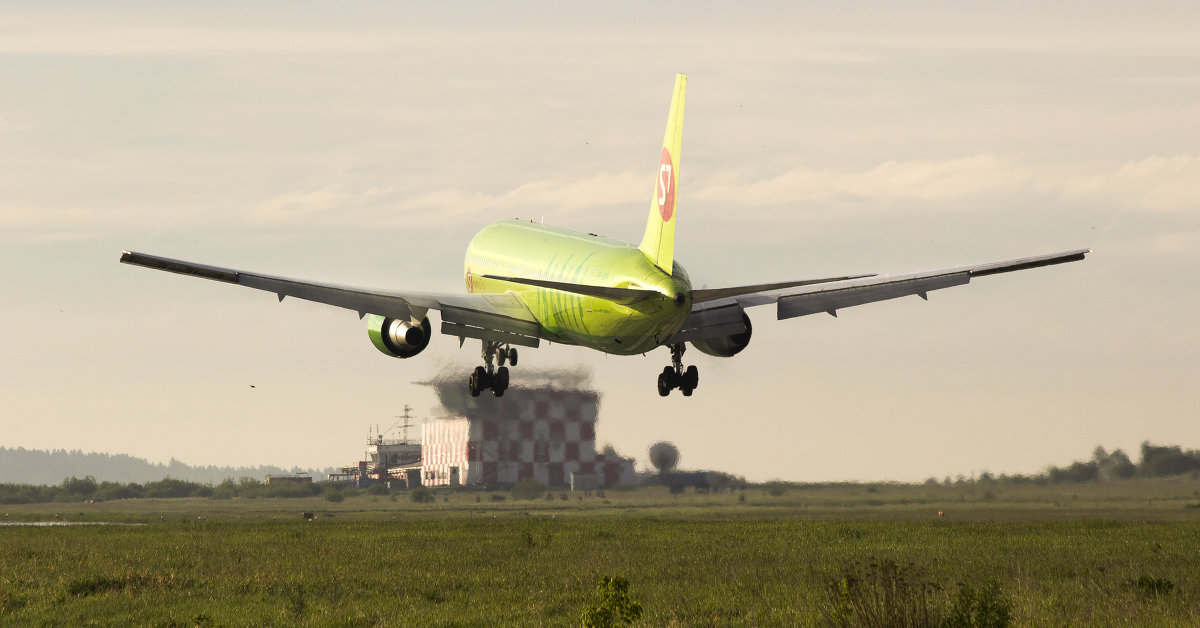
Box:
[639,73,686,275]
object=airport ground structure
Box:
[331,376,635,490]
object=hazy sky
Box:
[3,2,1198,482]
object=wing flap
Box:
[778,272,969,319]
[444,303,542,338]
[441,321,541,348]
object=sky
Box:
[2,2,1198,482]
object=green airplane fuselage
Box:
[464,219,692,355]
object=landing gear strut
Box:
[657,343,698,397]
[468,341,516,397]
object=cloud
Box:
[690,154,1200,219]
[1052,155,1200,213]
[389,171,646,224]
[4,154,1197,240]
[250,185,394,224]
[693,154,1033,212]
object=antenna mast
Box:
[396,404,414,444]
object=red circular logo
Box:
[656,147,675,221]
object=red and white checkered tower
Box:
[421,375,635,488]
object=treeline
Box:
[0,476,325,505]
[938,442,1200,485]
[1042,442,1200,483]
[0,446,333,485]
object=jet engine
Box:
[367,314,432,359]
[689,312,753,357]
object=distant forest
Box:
[0,446,335,486]
[1031,442,1200,483]
[4,442,1200,490]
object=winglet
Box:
[638,73,686,275]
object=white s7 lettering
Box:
[658,164,672,205]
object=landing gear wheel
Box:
[507,347,518,366]
[679,365,698,396]
[657,371,672,397]
[469,366,487,397]
[492,366,510,397]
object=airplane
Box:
[121,74,1090,398]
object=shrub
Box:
[824,559,941,627]
[323,485,345,502]
[144,478,206,499]
[1133,575,1174,597]
[62,476,98,497]
[410,487,435,503]
[511,479,547,500]
[580,575,642,627]
[945,580,1013,628]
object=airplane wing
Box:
[673,248,1091,342]
[119,251,542,347]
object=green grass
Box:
[2,480,1199,626]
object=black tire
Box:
[661,365,679,388]
[508,347,518,366]
[468,369,482,397]
[471,366,489,397]
[493,366,510,396]
[684,365,698,390]
[681,386,693,397]
[657,372,671,397]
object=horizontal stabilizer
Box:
[482,275,661,304]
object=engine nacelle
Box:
[690,312,753,358]
[367,314,432,359]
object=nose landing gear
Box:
[657,343,698,397]
[468,341,517,397]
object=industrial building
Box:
[332,374,636,489]
[329,407,423,487]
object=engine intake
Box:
[690,312,753,358]
[367,314,432,359]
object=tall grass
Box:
[1,514,1198,625]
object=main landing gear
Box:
[469,340,518,397]
[657,343,699,397]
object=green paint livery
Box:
[465,220,692,355]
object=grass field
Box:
[2,480,1198,626]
